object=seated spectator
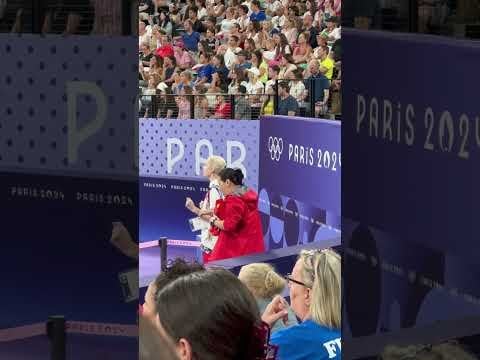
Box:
[261,87,275,116]
[224,35,242,69]
[250,50,268,84]
[277,82,299,116]
[194,87,210,118]
[234,85,252,119]
[162,55,178,87]
[305,59,330,116]
[176,86,193,119]
[243,67,265,95]
[174,45,195,70]
[234,50,252,71]
[293,33,313,65]
[187,6,204,32]
[155,32,174,58]
[154,261,279,360]
[239,263,298,333]
[139,20,152,47]
[317,45,334,80]
[262,249,342,360]
[140,42,155,67]
[158,11,173,36]
[194,53,214,86]
[237,5,250,31]
[278,54,297,80]
[228,68,247,94]
[219,7,238,35]
[283,17,298,46]
[265,65,281,94]
[213,95,232,118]
[290,69,307,105]
[250,0,266,22]
[182,19,201,52]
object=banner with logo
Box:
[259,116,341,251]
[139,176,208,242]
[139,119,260,190]
[342,28,480,357]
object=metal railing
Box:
[139,79,342,120]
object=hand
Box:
[198,209,213,217]
[261,295,289,328]
[185,197,196,211]
[110,222,139,260]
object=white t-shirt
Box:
[200,180,222,251]
[224,47,241,69]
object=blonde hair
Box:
[300,248,341,329]
[381,342,477,360]
[239,263,287,299]
[206,155,226,175]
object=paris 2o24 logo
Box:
[268,136,284,161]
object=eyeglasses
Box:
[285,273,311,288]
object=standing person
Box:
[277,82,299,116]
[203,168,265,261]
[185,156,226,258]
[262,249,342,360]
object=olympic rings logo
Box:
[268,136,284,161]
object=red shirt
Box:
[156,44,174,58]
[214,102,232,119]
[208,189,265,262]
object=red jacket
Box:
[207,189,265,262]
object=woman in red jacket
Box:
[203,168,265,262]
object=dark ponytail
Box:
[219,167,244,186]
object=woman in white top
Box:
[185,156,226,255]
[242,68,264,95]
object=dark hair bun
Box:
[219,167,244,186]
[234,168,244,184]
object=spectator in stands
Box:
[250,0,266,22]
[194,53,214,87]
[305,59,330,117]
[139,20,152,46]
[261,86,275,116]
[244,67,264,95]
[202,168,265,261]
[262,249,342,360]
[228,68,246,94]
[140,42,155,66]
[293,33,313,65]
[239,263,298,333]
[278,54,297,80]
[155,261,279,360]
[155,31,174,58]
[277,82,299,116]
[138,0,342,119]
[176,86,193,119]
[182,19,201,51]
[321,16,341,45]
[212,94,232,118]
[235,85,252,119]
[224,35,241,69]
[317,45,334,80]
[283,17,298,45]
[381,342,478,360]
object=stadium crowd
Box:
[138,0,342,119]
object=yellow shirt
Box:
[262,100,274,115]
[319,57,334,80]
[259,61,269,84]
